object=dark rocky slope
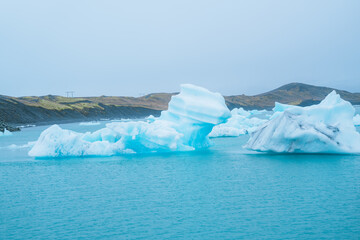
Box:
[0,95,161,126]
[0,118,20,133]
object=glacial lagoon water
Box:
[1,121,360,239]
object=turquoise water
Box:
[1,122,360,239]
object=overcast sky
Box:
[1,0,359,97]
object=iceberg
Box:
[354,114,360,126]
[272,102,294,112]
[231,108,251,118]
[79,121,101,126]
[249,109,268,115]
[245,91,360,154]
[29,84,231,157]
[7,141,36,150]
[0,129,12,137]
[270,102,295,119]
[145,115,156,122]
[231,108,270,118]
[209,108,268,137]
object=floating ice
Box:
[0,129,12,137]
[354,114,360,126]
[79,121,101,126]
[145,115,156,123]
[29,84,231,157]
[249,109,268,115]
[270,102,295,119]
[272,102,294,112]
[209,108,268,137]
[7,141,36,150]
[231,108,269,118]
[231,108,251,118]
[245,91,360,154]
[17,124,36,128]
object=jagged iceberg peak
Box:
[272,102,293,112]
[245,91,360,154]
[270,102,297,120]
[29,84,231,157]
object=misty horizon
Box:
[1,81,359,99]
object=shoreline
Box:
[15,115,160,129]
[10,104,360,130]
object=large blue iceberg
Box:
[245,91,360,154]
[28,84,231,157]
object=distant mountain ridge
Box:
[1,82,360,126]
[226,82,360,109]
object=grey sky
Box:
[1,0,359,97]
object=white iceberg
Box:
[354,114,360,126]
[231,108,251,118]
[145,115,156,122]
[231,108,270,118]
[79,121,101,126]
[270,102,295,119]
[209,108,268,137]
[0,129,12,137]
[249,109,268,116]
[29,84,231,157]
[7,141,36,150]
[245,91,360,154]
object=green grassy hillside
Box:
[1,83,359,125]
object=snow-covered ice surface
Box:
[245,91,360,154]
[209,108,268,137]
[29,84,231,157]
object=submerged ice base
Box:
[29,84,231,157]
[245,91,360,154]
